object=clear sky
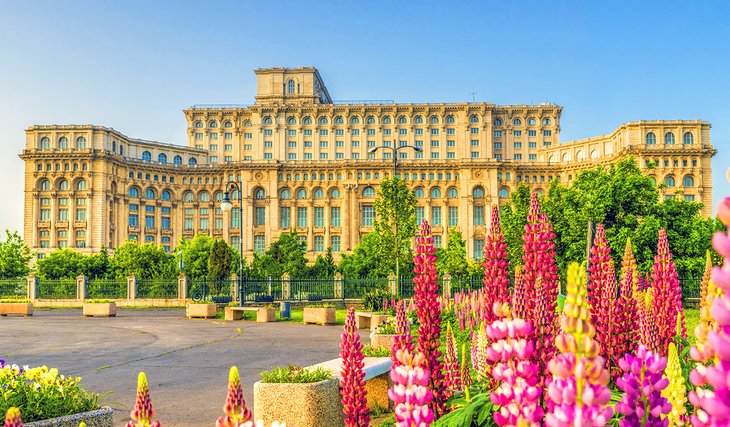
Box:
[1,0,728,235]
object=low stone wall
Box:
[25,406,113,427]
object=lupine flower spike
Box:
[391,300,414,368]
[650,228,683,357]
[611,238,639,380]
[442,322,461,396]
[521,193,559,317]
[459,342,472,389]
[694,250,719,354]
[588,224,616,375]
[388,348,435,427]
[546,263,613,427]
[483,205,510,323]
[340,307,369,427]
[616,345,671,427]
[216,366,253,427]
[662,343,688,426]
[127,372,161,427]
[4,408,22,427]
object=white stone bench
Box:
[225,306,275,322]
[307,357,392,410]
[354,311,391,330]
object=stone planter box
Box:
[254,378,343,427]
[0,302,33,316]
[257,307,276,322]
[25,406,113,427]
[188,303,216,318]
[224,306,244,321]
[82,302,116,317]
[303,307,336,325]
[308,357,393,411]
[370,333,396,350]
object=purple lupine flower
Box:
[616,345,671,427]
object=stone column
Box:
[127,274,136,300]
[388,272,398,297]
[230,273,239,300]
[342,186,352,251]
[178,272,187,300]
[282,273,291,300]
[27,272,38,301]
[442,273,452,298]
[76,275,87,300]
[334,272,344,299]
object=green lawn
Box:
[685,307,699,344]
[275,308,349,325]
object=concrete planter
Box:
[25,406,113,427]
[0,302,33,316]
[187,303,216,318]
[303,307,336,325]
[254,378,343,427]
[224,306,244,321]
[82,302,116,317]
[257,307,276,322]
[370,333,396,350]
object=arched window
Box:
[313,188,324,199]
[548,155,556,163]
[649,176,657,185]
[224,121,233,128]
[446,115,455,124]
[58,179,69,191]
[543,118,552,125]
[183,191,194,202]
[414,116,423,124]
[334,116,344,124]
[58,137,68,149]
[297,189,307,199]
[209,191,220,202]
[447,188,458,198]
[146,188,155,199]
[469,115,479,123]
[683,175,694,187]
[39,179,50,191]
[645,132,656,145]
[254,188,265,200]
[493,118,502,126]
[303,117,312,125]
[158,153,167,164]
[367,116,376,124]
[350,116,360,124]
[331,188,341,199]
[128,187,139,198]
[590,150,599,160]
[415,188,425,198]
[472,186,484,198]
[162,190,171,201]
[280,189,291,200]
[528,118,536,126]
[142,151,152,162]
[76,179,87,191]
[319,116,328,125]
[231,189,240,199]
[287,79,295,94]
[430,188,442,198]
[173,155,182,165]
[287,117,297,125]
[576,150,585,160]
[75,136,87,148]
[498,187,509,198]
[430,116,439,124]
[382,116,391,124]
[363,186,375,197]
[535,188,544,196]
[244,121,252,127]
[513,118,522,126]
[199,191,210,202]
[194,121,204,128]
[398,116,407,124]
[665,175,676,187]
[39,137,51,149]
[263,117,273,125]
[683,132,694,145]
[664,132,675,144]
[188,158,197,166]
[209,121,218,128]
[562,153,571,162]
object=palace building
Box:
[20,67,716,260]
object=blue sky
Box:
[1,0,728,234]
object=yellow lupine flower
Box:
[662,343,687,426]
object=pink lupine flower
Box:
[340,307,369,427]
[637,290,662,354]
[650,229,683,357]
[521,194,560,317]
[483,206,510,324]
[511,266,528,320]
[588,224,618,376]
[442,322,461,396]
[610,239,639,381]
[216,366,253,427]
[4,408,22,427]
[391,301,414,369]
[388,349,435,427]
[127,372,161,427]
[532,278,556,384]
[616,345,672,427]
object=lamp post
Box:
[367,144,422,287]
[220,181,244,306]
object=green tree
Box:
[207,238,233,281]
[82,247,113,279]
[176,234,215,279]
[249,231,307,279]
[435,229,469,278]
[373,177,418,278]
[338,232,413,279]
[0,230,32,279]
[113,241,176,279]
[307,247,337,279]
[36,249,86,279]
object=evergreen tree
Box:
[373,177,417,278]
[208,238,233,281]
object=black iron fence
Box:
[0,279,27,298]
[136,279,178,299]
[86,279,127,299]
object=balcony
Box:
[161,228,173,235]
[145,227,157,234]
[37,221,50,228]
[55,221,69,228]
[128,226,140,233]
[182,229,194,236]
[73,221,87,228]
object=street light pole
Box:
[220,181,244,306]
[367,144,422,289]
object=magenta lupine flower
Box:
[388,349,435,427]
[650,229,683,357]
[127,372,161,427]
[532,278,556,385]
[4,408,22,427]
[689,200,730,426]
[470,323,489,381]
[340,307,369,427]
[611,239,639,381]
[413,220,446,416]
[442,323,461,396]
[616,345,671,427]
[460,342,472,390]
[512,267,528,320]
[486,303,544,426]
[637,291,662,355]
[391,300,414,368]
[483,206,510,324]
[521,194,560,317]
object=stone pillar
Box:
[282,273,291,300]
[127,274,136,300]
[388,272,398,297]
[230,274,239,300]
[76,275,87,300]
[442,273,452,298]
[27,272,38,301]
[178,272,187,300]
[334,272,344,300]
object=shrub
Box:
[0,297,30,303]
[259,365,333,383]
[362,288,392,312]
[362,345,391,358]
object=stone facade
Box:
[19,67,716,260]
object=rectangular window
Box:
[244,133,252,138]
[58,208,68,221]
[199,217,209,230]
[448,206,459,226]
[210,156,218,162]
[473,206,484,225]
[319,129,328,136]
[264,153,272,160]
[254,235,266,254]
[416,206,424,224]
[314,236,324,252]
[514,154,522,160]
[320,140,328,148]
[493,142,502,149]
[331,207,341,226]
[280,207,291,228]
[430,129,439,135]
[362,206,375,226]
[184,218,193,230]
[224,133,232,139]
[288,130,297,136]
[351,153,360,159]
[76,209,86,221]
[684,195,695,201]
[447,152,456,159]
[210,144,219,150]
[161,216,171,229]
[288,153,297,160]
[529,154,537,160]
[351,140,360,147]
[431,140,439,147]
[433,235,442,248]
[298,235,307,248]
[255,207,266,226]
[528,130,537,137]
[297,207,307,227]
[446,128,455,135]
[415,129,423,135]
[304,141,312,147]
[431,152,439,159]
[128,213,138,227]
[210,133,218,139]
[367,129,376,135]
[214,217,223,230]
[264,141,273,148]
[244,144,252,150]
[513,130,522,136]
[263,129,273,136]
[304,153,313,159]
[224,156,233,162]
[224,144,233,150]
[195,133,203,139]
[399,129,408,135]
[319,153,328,160]
[288,141,297,148]
[331,235,341,252]
[470,128,479,134]
[303,130,312,136]
[314,207,324,227]
[474,239,485,259]
[383,129,392,135]
[145,214,154,228]
[335,140,344,147]
[471,151,479,158]
[543,130,552,136]
[493,130,502,137]
[351,129,360,135]
[514,142,522,149]
[529,142,537,148]
[431,206,441,226]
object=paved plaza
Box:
[0,308,347,426]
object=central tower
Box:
[254,67,332,105]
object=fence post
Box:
[388,272,397,296]
[282,273,291,300]
[178,273,187,300]
[442,273,452,298]
[334,272,344,300]
[230,274,239,300]
[127,274,136,301]
[76,275,87,300]
[27,272,38,301]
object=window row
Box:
[253,234,343,254]
[193,120,234,129]
[660,174,695,188]
[37,178,87,191]
[37,230,87,249]
[645,131,694,145]
[140,151,198,166]
[38,197,87,222]
[38,136,87,150]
